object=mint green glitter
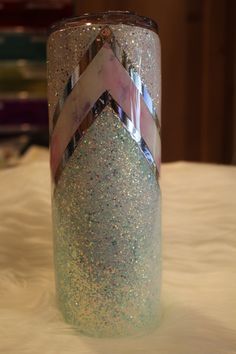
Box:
[52,107,161,337]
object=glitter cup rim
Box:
[48,11,159,36]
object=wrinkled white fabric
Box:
[0,148,236,353]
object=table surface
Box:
[0,147,236,354]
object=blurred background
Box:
[0,0,235,167]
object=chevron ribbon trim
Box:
[50,26,161,182]
[54,91,159,184]
[51,26,160,133]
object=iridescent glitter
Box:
[48,15,161,337]
[53,108,161,336]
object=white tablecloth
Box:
[0,147,236,353]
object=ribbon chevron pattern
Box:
[50,26,161,183]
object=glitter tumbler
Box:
[47,11,161,337]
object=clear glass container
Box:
[47,11,161,337]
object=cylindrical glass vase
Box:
[47,11,161,337]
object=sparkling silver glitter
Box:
[48,19,162,337]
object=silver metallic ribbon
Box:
[54,91,158,183]
[51,26,161,134]
[51,26,160,183]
